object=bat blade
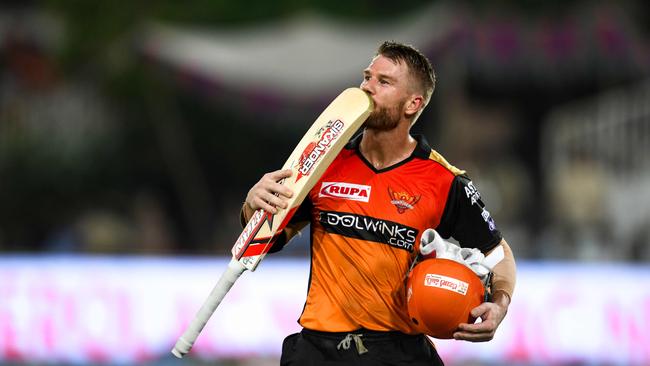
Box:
[232,87,373,271]
[171,87,373,358]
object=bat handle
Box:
[171,258,246,358]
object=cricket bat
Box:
[171,87,373,358]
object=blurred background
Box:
[1,0,649,365]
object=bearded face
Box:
[363,100,404,131]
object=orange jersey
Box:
[270,135,501,333]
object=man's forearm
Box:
[490,239,516,303]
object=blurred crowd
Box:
[1,1,649,262]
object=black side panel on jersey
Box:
[436,175,502,253]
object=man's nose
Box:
[361,79,374,94]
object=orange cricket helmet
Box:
[406,258,485,339]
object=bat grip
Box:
[171,258,246,358]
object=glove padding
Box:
[419,228,503,284]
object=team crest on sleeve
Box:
[387,187,421,214]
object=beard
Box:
[363,102,403,131]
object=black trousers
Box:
[280,328,444,366]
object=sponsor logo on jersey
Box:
[319,182,371,202]
[387,187,421,214]
[463,180,497,231]
[319,211,418,252]
[481,209,497,231]
[464,181,481,206]
[424,274,469,295]
[296,120,344,181]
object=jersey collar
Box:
[345,133,433,173]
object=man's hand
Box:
[453,292,509,342]
[245,169,294,215]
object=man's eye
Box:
[379,79,389,85]
[363,75,371,81]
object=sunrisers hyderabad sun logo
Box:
[296,120,344,181]
[388,187,421,213]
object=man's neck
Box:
[359,123,417,170]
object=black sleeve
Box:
[436,175,502,253]
[267,196,313,253]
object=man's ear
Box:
[404,95,424,118]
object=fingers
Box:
[266,169,293,184]
[250,196,281,214]
[457,318,496,333]
[266,169,294,198]
[453,302,505,342]
[470,302,491,318]
[260,189,288,210]
[245,169,295,214]
[453,327,496,342]
[453,318,497,342]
